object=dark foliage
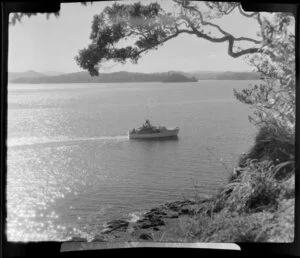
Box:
[75,1,262,75]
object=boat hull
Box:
[129,128,179,139]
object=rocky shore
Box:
[68,162,294,243]
[69,198,211,242]
[99,199,203,242]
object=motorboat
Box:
[129,120,179,139]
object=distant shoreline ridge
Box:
[8,70,260,84]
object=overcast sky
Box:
[8,1,262,74]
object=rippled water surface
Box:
[7,81,256,241]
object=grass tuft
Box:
[239,120,294,165]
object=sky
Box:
[8,1,262,74]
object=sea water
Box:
[7,81,257,241]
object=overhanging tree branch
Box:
[175,1,262,43]
[237,5,258,18]
[76,1,263,75]
[182,15,260,58]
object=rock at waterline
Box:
[137,216,165,229]
[164,212,179,218]
[101,220,129,234]
[68,236,87,242]
[179,207,194,215]
[139,233,153,240]
[148,208,168,216]
[146,209,179,219]
[91,235,106,242]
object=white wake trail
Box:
[7,135,129,148]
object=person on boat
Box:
[144,119,151,128]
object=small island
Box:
[162,73,198,83]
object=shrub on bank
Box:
[212,159,281,214]
[239,119,294,165]
[188,130,295,242]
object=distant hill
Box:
[162,73,198,83]
[9,70,260,84]
[43,71,64,76]
[8,70,47,82]
[189,71,260,80]
[10,71,193,84]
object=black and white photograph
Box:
[6,0,295,245]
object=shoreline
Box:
[68,162,294,243]
[70,198,207,242]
